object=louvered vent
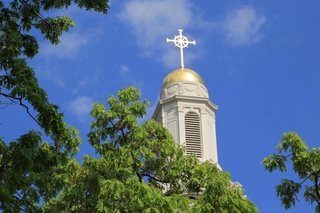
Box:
[185,112,202,157]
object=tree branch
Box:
[109,119,142,182]
[0,101,14,109]
[309,193,320,207]
[313,171,320,206]
[143,172,166,184]
[286,153,293,158]
[120,121,142,182]
[0,92,40,125]
[18,0,45,20]
[12,195,33,213]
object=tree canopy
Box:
[40,86,258,213]
[262,132,320,212]
[0,0,109,211]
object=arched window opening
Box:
[185,112,202,157]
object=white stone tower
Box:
[152,29,220,167]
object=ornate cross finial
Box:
[166,29,196,68]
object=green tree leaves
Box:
[0,131,71,212]
[35,16,75,45]
[262,132,320,212]
[0,0,109,211]
[42,86,258,213]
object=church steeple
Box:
[152,29,220,167]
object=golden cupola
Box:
[160,67,209,101]
[162,68,205,88]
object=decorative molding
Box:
[178,105,184,112]
[178,83,184,94]
[160,81,209,100]
[196,84,202,96]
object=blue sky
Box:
[1,0,320,212]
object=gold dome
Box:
[162,68,205,87]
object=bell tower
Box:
[152,29,220,166]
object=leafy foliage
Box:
[0,0,109,211]
[262,132,320,212]
[41,87,258,213]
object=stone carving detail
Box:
[184,83,197,93]
[200,107,206,114]
[161,82,209,100]
[166,109,177,120]
[196,85,202,96]
[167,84,179,96]
[178,105,184,112]
[178,83,184,94]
